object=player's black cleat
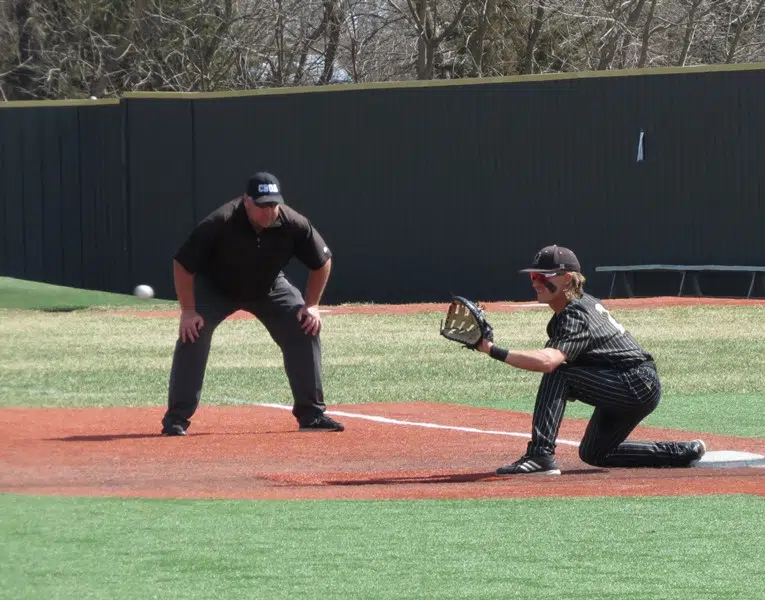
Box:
[299,414,345,432]
[496,453,561,475]
[161,423,188,436]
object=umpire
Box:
[161,171,344,435]
[477,244,705,474]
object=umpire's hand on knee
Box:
[297,305,322,336]
[179,311,204,343]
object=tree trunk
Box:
[676,0,704,67]
[637,0,659,67]
[294,4,331,84]
[274,0,286,86]
[10,0,41,98]
[725,0,765,63]
[319,0,343,84]
[468,0,496,76]
[409,0,471,79]
[522,0,546,74]
[415,0,428,78]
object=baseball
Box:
[133,284,154,299]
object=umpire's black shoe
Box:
[299,414,345,432]
[496,453,561,475]
[161,423,187,436]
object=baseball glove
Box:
[439,295,494,350]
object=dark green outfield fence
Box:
[0,101,128,294]
[2,64,764,304]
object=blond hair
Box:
[565,272,586,301]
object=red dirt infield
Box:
[1,403,763,501]
[3,296,763,502]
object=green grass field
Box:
[1,277,764,599]
[2,494,764,600]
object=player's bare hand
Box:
[297,305,322,336]
[179,311,204,343]
[477,339,492,354]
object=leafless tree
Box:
[339,0,412,82]
[1,0,764,100]
[721,0,765,62]
[387,0,473,79]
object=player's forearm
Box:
[486,343,562,373]
[506,349,558,372]
[304,259,331,306]
[173,260,196,313]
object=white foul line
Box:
[232,402,765,464]
[259,403,581,447]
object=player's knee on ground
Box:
[578,444,611,467]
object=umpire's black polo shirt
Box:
[174,197,332,301]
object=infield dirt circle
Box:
[2,297,764,500]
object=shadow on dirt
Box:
[321,468,605,486]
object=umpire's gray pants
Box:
[528,362,696,467]
[163,274,325,430]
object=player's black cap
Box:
[246,172,284,206]
[520,245,581,274]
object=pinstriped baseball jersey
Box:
[544,293,653,369]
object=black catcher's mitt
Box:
[439,296,494,350]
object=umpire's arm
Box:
[304,258,331,308]
[297,258,332,336]
[173,260,196,314]
[173,260,205,343]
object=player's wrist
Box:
[489,345,509,363]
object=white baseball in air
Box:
[133,284,154,299]
[90,96,97,100]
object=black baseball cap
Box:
[520,245,581,274]
[246,172,284,206]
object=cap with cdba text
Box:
[520,245,581,275]
[247,172,284,206]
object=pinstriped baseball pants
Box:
[528,362,696,467]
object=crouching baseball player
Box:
[443,245,706,475]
